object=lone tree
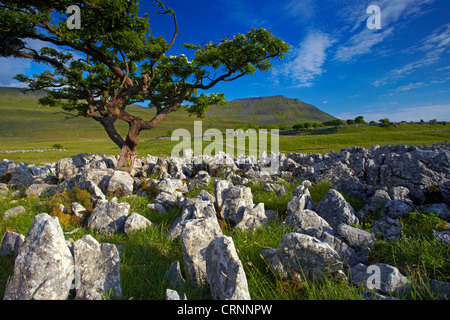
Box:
[0,0,289,172]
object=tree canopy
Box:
[0,0,290,171]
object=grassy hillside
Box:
[206,95,336,126]
[0,88,334,139]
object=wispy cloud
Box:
[374,23,450,87]
[217,0,269,28]
[335,104,450,122]
[283,0,315,22]
[273,31,334,87]
[416,22,450,51]
[335,28,394,63]
[0,57,31,87]
[334,0,435,63]
[384,82,426,96]
[0,39,50,87]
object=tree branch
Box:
[155,0,178,50]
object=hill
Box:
[0,87,335,139]
[206,95,336,126]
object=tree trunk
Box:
[115,121,140,173]
[98,115,125,149]
[103,102,182,175]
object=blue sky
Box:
[1,0,450,122]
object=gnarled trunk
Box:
[116,121,140,173]
[95,114,139,173]
[94,101,182,175]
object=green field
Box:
[1,123,449,165]
[0,86,449,164]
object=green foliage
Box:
[0,0,289,151]
[247,181,301,217]
[379,118,391,125]
[322,119,347,127]
[354,116,366,124]
[369,211,449,286]
[233,123,260,131]
[292,123,304,130]
[309,181,332,205]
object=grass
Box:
[1,122,448,165]
[1,85,449,165]
[247,181,301,218]
[2,177,448,300]
[369,212,449,287]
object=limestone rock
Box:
[73,235,122,300]
[426,203,450,220]
[3,213,74,300]
[349,263,409,295]
[261,232,343,282]
[3,205,26,219]
[168,198,217,239]
[315,189,359,230]
[382,200,413,218]
[106,170,134,197]
[205,236,251,300]
[263,183,287,196]
[305,227,362,268]
[166,289,185,300]
[286,185,316,215]
[147,203,167,214]
[56,153,94,181]
[86,197,130,235]
[0,231,25,257]
[25,183,59,198]
[433,231,450,244]
[283,209,331,233]
[167,260,186,291]
[71,202,87,219]
[124,212,152,235]
[336,223,376,250]
[179,217,223,286]
[214,180,234,209]
[188,170,211,191]
[372,217,403,241]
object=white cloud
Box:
[335,104,450,122]
[384,82,426,96]
[0,38,52,87]
[374,23,450,87]
[284,0,315,21]
[0,38,87,87]
[417,23,450,51]
[273,31,334,87]
[334,0,435,63]
[339,0,435,29]
[0,57,31,87]
[335,27,394,62]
